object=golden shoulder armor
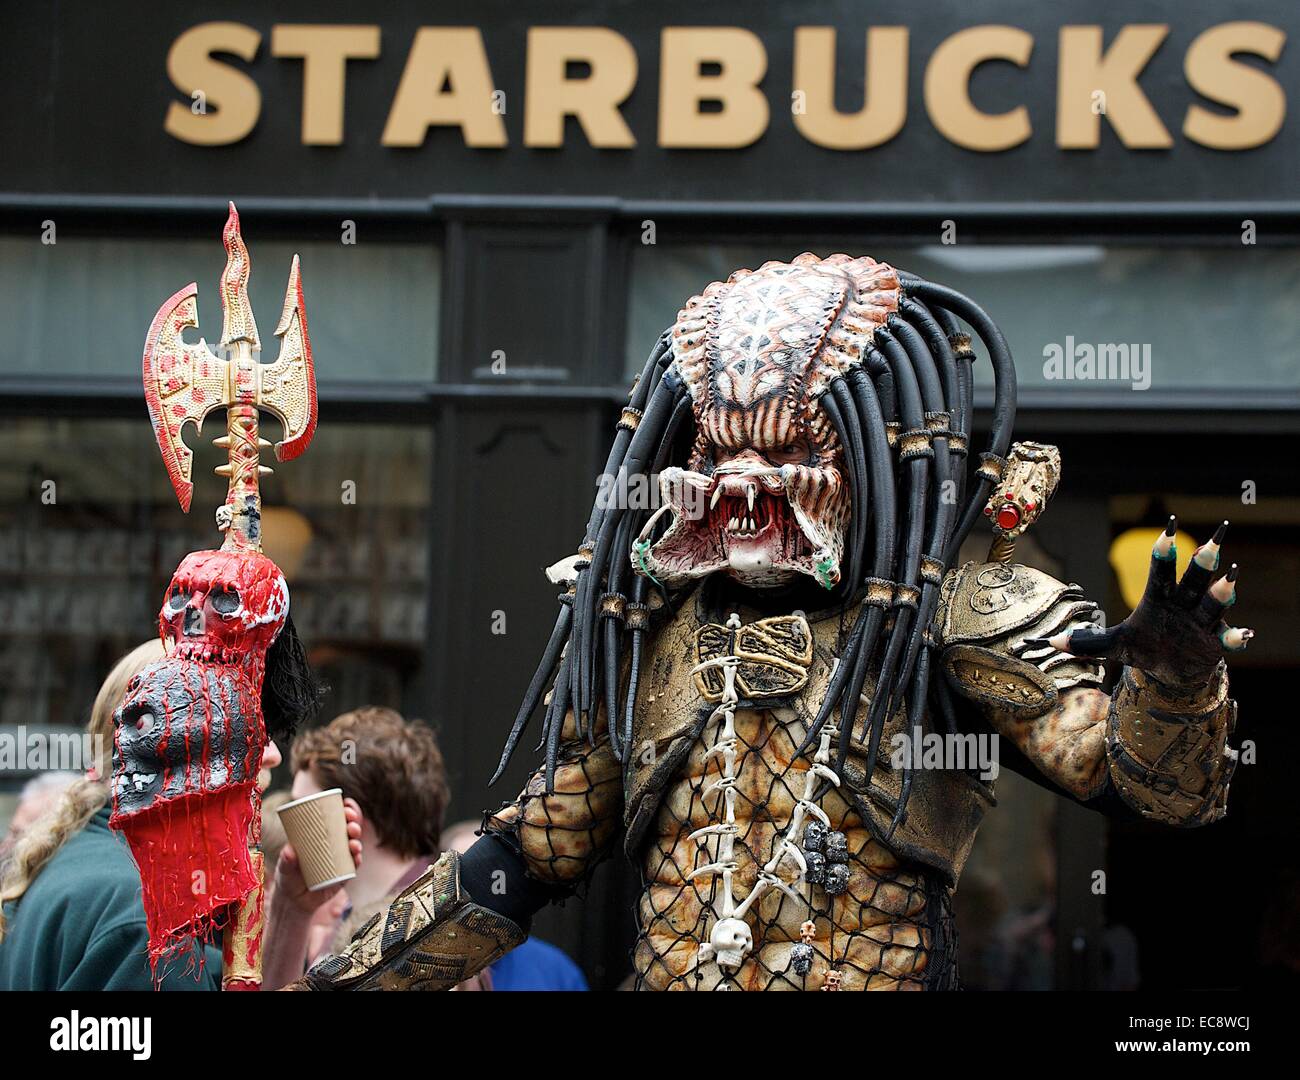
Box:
[937,561,1105,716]
[940,561,1084,643]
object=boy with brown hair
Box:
[262,706,455,989]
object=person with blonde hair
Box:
[0,640,285,989]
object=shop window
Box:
[0,417,431,784]
[626,244,1300,396]
[0,236,441,384]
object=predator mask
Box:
[638,254,900,590]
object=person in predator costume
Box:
[294,253,1250,991]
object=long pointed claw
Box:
[1209,564,1239,605]
[1153,515,1177,559]
[1194,520,1228,570]
[1148,515,1181,594]
[798,801,831,826]
[1177,530,1218,603]
[810,763,841,787]
[685,860,737,881]
[1221,626,1255,650]
[775,841,807,876]
[1047,625,1118,658]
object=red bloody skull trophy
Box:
[110,204,317,988]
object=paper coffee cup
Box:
[276,788,356,891]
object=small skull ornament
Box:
[708,917,754,972]
[824,830,849,864]
[805,850,827,884]
[159,549,289,663]
[791,941,815,977]
[803,821,828,853]
[825,862,850,896]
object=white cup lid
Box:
[275,787,344,814]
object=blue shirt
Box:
[490,936,587,991]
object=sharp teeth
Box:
[711,487,722,510]
[747,484,756,512]
[729,516,738,531]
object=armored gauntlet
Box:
[289,850,524,991]
[1106,661,1237,827]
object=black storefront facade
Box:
[2,2,1297,990]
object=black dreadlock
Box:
[492,273,1017,833]
[262,612,324,741]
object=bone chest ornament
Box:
[690,613,849,980]
[111,204,317,989]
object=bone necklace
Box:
[690,614,843,983]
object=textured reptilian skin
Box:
[488,703,623,884]
[634,700,947,991]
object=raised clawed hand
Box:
[1030,518,1255,690]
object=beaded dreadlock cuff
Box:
[624,602,650,632]
[924,410,952,435]
[892,583,922,610]
[976,452,1008,485]
[863,577,895,608]
[896,428,934,461]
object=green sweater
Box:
[0,804,221,990]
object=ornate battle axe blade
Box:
[142,203,317,550]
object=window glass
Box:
[0,236,440,383]
[0,417,430,764]
[626,244,1300,395]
